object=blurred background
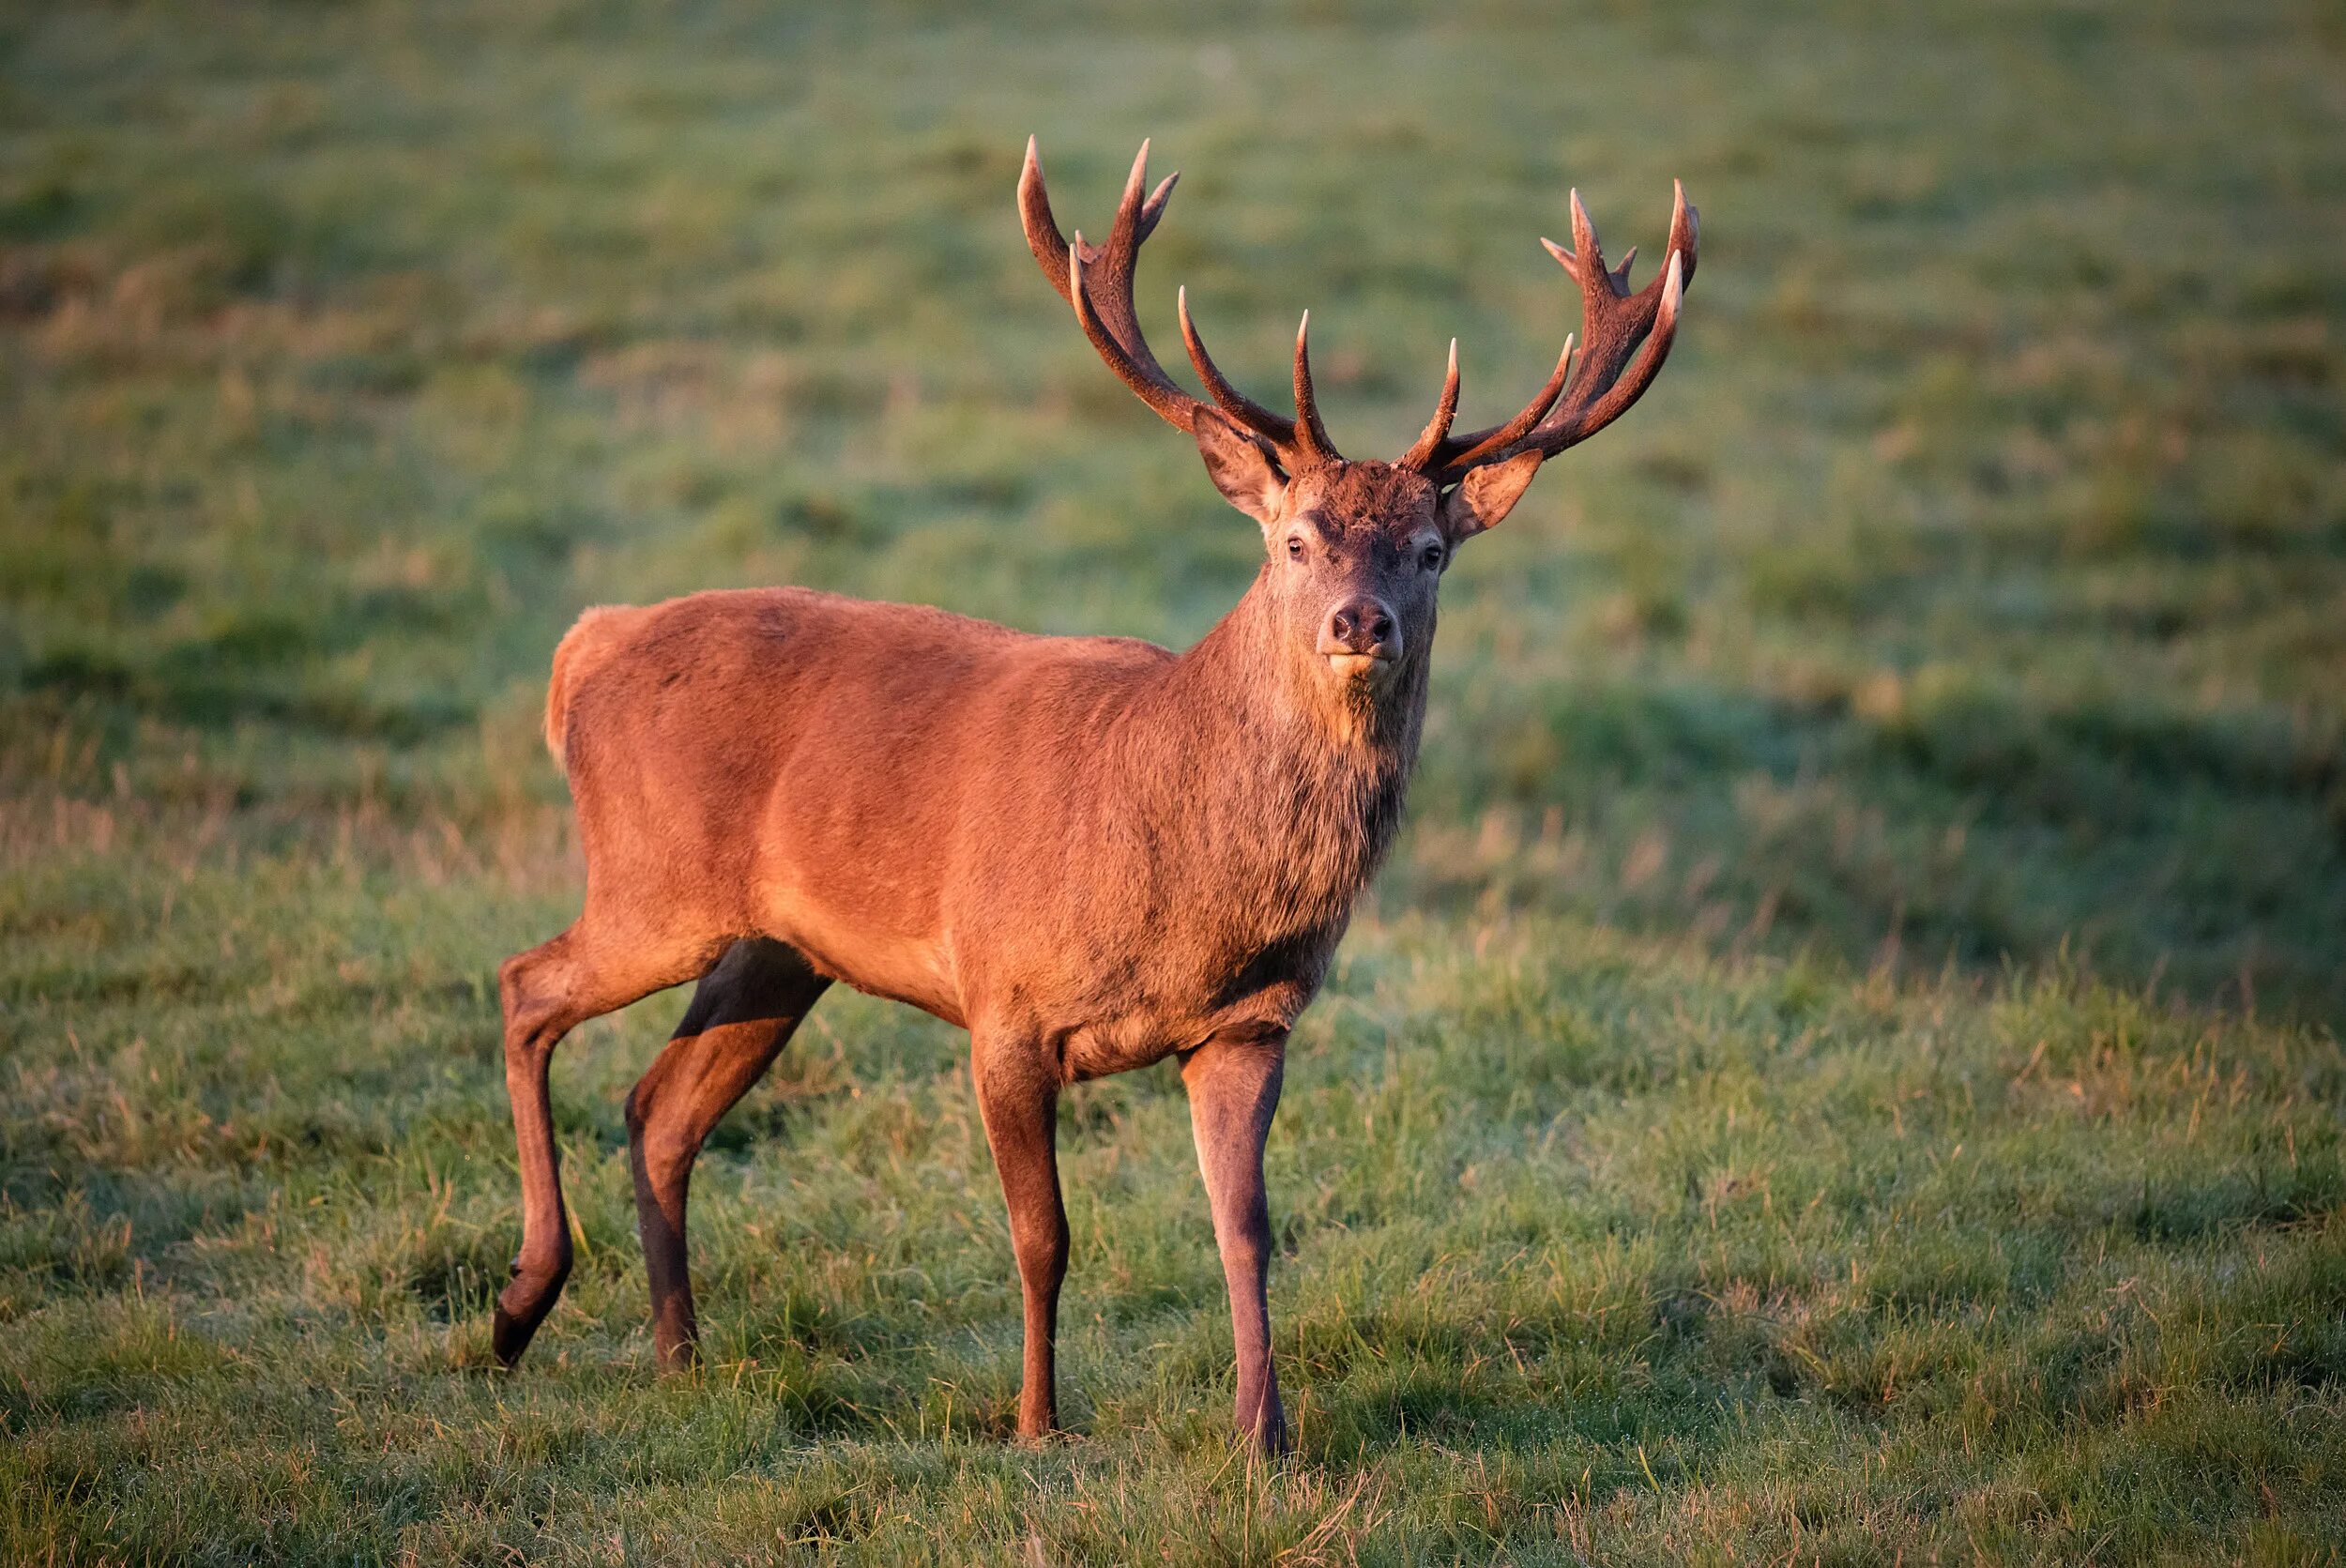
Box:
[4,0,2341,1016]
[3,3,2343,1560]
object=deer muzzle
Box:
[1318,597,1399,680]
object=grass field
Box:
[4,0,2343,1560]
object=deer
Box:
[489,136,1696,1454]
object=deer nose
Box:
[1319,598,1399,661]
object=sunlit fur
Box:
[529,460,1455,1078]
[495,136,1593,1454]
[491,450,1490,1448]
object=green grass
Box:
[2,0,2342,1560]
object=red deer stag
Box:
[492,138,1696,1454]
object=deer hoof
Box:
[492,1255,570,1369]
[491,1303,534,1368]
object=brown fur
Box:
[488,459,1492,1454]
[489,142,1693,1456]
[542,604,640,766]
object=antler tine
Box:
[1290,312,1341,464]
[1017,135,1078,305]
[1561,189,1620,296]
[1074,143,1206,424]
[1068,236,1203,432]
[1138,170,1178,243]
[1666,177,1699,288]
[1428,337,1573,472]
[1397,339,1460,470]
[1427,182,1697,481]
[1178,287,1300,451]
[1089,142,1160,352]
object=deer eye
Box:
[1286,536,1305,561]
[1420,543,1445,571]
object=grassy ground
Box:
[2,0,2342,1561]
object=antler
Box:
[1020,137,1339,471]
[1422,182,1699,483]
[1020,138,1696,485]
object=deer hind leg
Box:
[625,937,830,1371]
[492,917,715,1369]
[972,1032,1068,1440]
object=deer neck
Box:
[1124,570,1428,926]
[1203,569,1429,760]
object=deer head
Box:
[1019,138,1698,697]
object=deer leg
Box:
[1181,1028,1289,1454]
[625,937,830,1371]
[972,1035,1067,1440]
[493,920,711,1369]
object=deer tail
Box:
[542,605,638,771]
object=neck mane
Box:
[1115,570,1430,950]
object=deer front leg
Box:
[971,1034,1067,1441]
[1181,1028,1288,1454]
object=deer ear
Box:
[1440,450,1545,542]
[1194,408,1287,526]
